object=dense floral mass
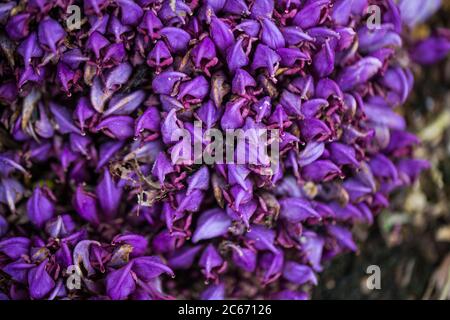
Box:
[0,0,449,300]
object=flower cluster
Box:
[0,0,449,300]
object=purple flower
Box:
[0,237,30,259]
[313,40,335,77]
[223,0,249,16]
[28,259,55,299]
[27,187,55,228]
[293,0,331,29]
[50,102,82,135]
[220,98,246,129]
[226,38,249,73]
[280,198,320,223]
[152,152,175,184]
[302,160,342,182]
[410,32,450,65]
[160,27,191,53]
[260,18,285,49]
[116,0,143,26]
[0,0,446,301]
[332,0,353,25]
[37,18,66,53]
[18,32,43,69]
[87,32,110,59]
[6,13,30,40]
[328,142,359,167]
[0,178,25,213]
[73,186,100,225]
[337,57,383,91]
[147,40,173,70]
[201,284,225,300]
[251,44,281,77]
[152,71,187,95]
[230,245,256,272]
[95,116,134,140]
[106,262,136,300]
[177,76,210,103]
[168,246,203,269]
[246,225,278,253]
[187,166,210,195]
[210,17,235,52]
[132,256,174,281]
[283,262,318,286]
[328,225,357,251]
[192,209,231,243]
[398,0,441,27]
[199,244,224,280]
[45,215,75,238]
[96,169,123,219]
[135,106,161,138]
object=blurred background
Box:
[314,3,450,300]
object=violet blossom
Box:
[0,0,449,300]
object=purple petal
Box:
[27,187,54,228]
[187,166,210,195]
[37,18,66,53]
[95,116,134,140]
[327,225,357,251]
[135,106,161,137]
[337,57,382,91]
[223,0,249,15]
[96,169,123,219]
[209,17,234,52]
[0,237,30,259]
[410,33,450,65]
[73,186,100,225]
[18,32,43,68]
[199,244,223,279]
[328,142,359,167]
[251,0,274,18]
[302,160,342,182]
[231,246,256,272]
[168,246,203,269]
[116,0,144,26]
[251,44,281,77]
[50,102,82,135]
[261,17,285,49]
[132,256,174,281]
[152,71,187,95]
[6,13,30,40]
[28,259,55,299]
[201,284,225,300]
[226,38,249,73]
[160,27,191,53]
[104,90,145,116]
[280,198,321,223]
[292,0,330,29]
[398,0,441,27]
[192,209,231,243]
[283,262,317,285]
[106,262,136,300]
[196,100,221,128]
[246,225,278,253]
[152,152,175,184]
